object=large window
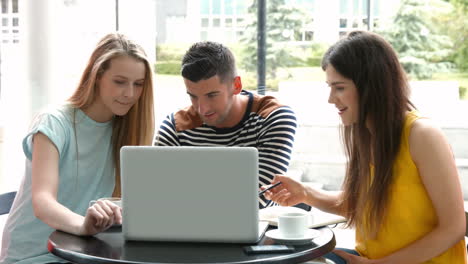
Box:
[0,0,19,44]
[1,0,466,204]
[0,0,156,192]
[339,0,380,37]
[1,0,7,14]
[199,0,248,43]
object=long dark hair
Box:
[321,31,414,235]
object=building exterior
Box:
[155,0,401,44]
[1,0,401,46]
[0,0,19,44]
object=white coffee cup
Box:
[278,212,309,238]
[89,197,122,208]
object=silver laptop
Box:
[120,146,268,243]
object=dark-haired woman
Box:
[264,31,467,264]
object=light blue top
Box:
[0,105,115,264]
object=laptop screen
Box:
[120,146,262,243]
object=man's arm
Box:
[154,114,180,146]
[257,106,297,208]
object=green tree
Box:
[378,0,455,79]
[446,0,468,9]
[442,0,468,71]
[240,0,308,80]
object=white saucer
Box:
[265,229,320,245]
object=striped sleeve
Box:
[257,106,297,208]
[154,114,180,146]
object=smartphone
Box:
[243,245,295,254]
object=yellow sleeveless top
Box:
[355,110,467,263]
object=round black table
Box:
[48,226,336,264]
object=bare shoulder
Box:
[409,118,451,164]
[409,118,445,141]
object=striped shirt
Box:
[154,90,297,208]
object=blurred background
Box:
[0,0,466,200]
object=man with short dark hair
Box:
[154,41,297,208]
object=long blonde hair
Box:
[68,33,155,196]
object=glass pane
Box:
[201,31,208,41]
[236,18,244,26]
[224,0,233,15]
[2,18,7,26]
[12,0,18,13]
[339,0,348,15]
[373,0,380,16]
[213,18,220,27]
[224,30,233,42]
[212,0,221,14]
[294,30,302,41]
[201,18,209,27]
[373,18,380,28]
[305,31,314,41]
[236,30,243,40]
[362,0,368,16]
[236,0,247,15]
[353,0,360,15]
[225,18,232,27]
[201,0,210,15]
[301,0,315,13]
[12,17,18,26]
[339,18,347,28]
[1,0,8,14]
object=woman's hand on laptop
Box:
[80,200,122,235]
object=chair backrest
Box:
[464,202,467,236]
[0,191,16,215]
[465,204,467,251]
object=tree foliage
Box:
[378,0,455,79]
[441,0,468,71]
[240,0,308,79]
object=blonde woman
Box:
[0,33,154,264]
